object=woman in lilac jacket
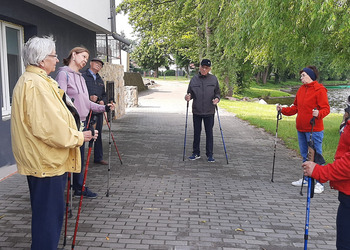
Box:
[56,47,114,198]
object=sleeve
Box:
[281,96,298,116]
[56,71,68,92]
[214,78,220,100]
[187,80,193,99]
[312,152,350,183]
[26,82,83,149]
[90,101,106,113]
[316,88,330,120]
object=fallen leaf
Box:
[235,228,245,232]
[200,220,207,223]
[106,236,110,241]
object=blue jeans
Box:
[297,130,324,162]
[298,130,324,183]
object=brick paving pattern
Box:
[0,80,338,249]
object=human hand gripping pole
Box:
[71,112,96,250]
[271,109,282,182]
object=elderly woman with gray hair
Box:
[11,35,97,250]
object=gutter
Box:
[110,0,131,46]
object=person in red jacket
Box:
[303,119,350,249]
[277,66,330,193]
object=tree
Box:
[131,37,170,77]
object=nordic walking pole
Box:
[304,176,314,250]
[300,112,317,196]
[63,172,72,247]
[183,99,189,161]
[271,109,282,182]
[72,114,95,250]
[106,110,112,197]
[303,116,316,250]
[215,105,229,164]
[103,112,123,165]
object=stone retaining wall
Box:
[99,63,125,119]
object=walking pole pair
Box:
[71,112,95,250]
[63,111,93,248]
[182,101,228,163]
[215,105,229,164]
[271,109,282,182]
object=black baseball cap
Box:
[200,59,211,67]
[91,58,104,66]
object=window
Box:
[1,21,24,120]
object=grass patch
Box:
[219,99,342,164]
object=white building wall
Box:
[25,0,111,32]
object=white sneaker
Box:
[291,178,308,187]
[314,183,324,194]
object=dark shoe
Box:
[74,187,97,199]
[207,156,215,162]
[94,160,108,165]
[189,154,201,160]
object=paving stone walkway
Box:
[0,80,338,249]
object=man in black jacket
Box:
[82,58,108,165]
[185,59,220,162]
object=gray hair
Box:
[22,35,56,67]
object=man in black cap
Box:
[185,59,220,162]
[82,58,108,165]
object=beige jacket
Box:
[11,65,84,177]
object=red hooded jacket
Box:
[281,81,330,132]
[312,120,350,195]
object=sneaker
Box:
[207,156,215,162]
[74,187,97,199]
[189,154,201,160]
[291,178,308,187]
[314,183,324,194]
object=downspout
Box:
[110,0,131,46]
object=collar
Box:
[26,65,58,86]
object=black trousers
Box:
[192,114,214,157]
[27,173,67,250]
[337,192,350,249]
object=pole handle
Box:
[277,110,282,120]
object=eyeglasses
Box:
[47,54,58,59]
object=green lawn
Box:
[219,99,342,164]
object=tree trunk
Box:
[206,21,211,55]
[225,76,233,97]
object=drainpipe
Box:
[110,0,131,46]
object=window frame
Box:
[1,21,24,120]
